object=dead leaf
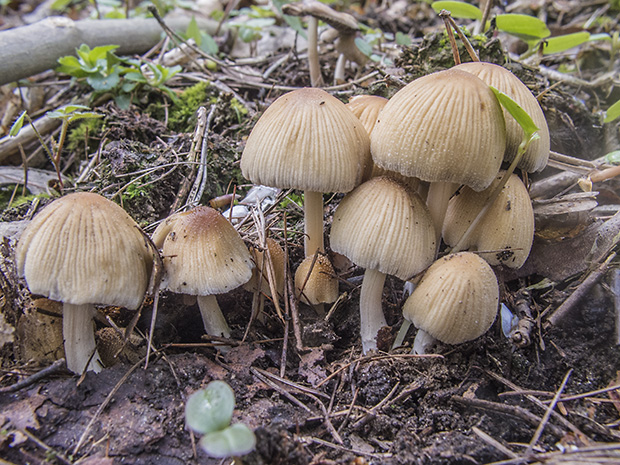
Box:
[299,347,327,387]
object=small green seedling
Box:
[605,99,620,123]
[185,380,256,460]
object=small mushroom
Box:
[15,192,153,374]
[402,252,499,354]
[152,206,254,340]
[294,253,339,307]
[330,176,436,353]
[442,172,534,268]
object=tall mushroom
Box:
[15,192,153,374]
[370,68,507,237]
[454,61,550,173]
[241,87,371,258]
[152,206,254,340]
[330,176,436,353]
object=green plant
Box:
[431,0,611,56]
[185,380,256,460]
[56,44,182,109]
[228,6,277,54]
[605,99,620,123]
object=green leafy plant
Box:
[185,380,256,460]
[56,44,182,109]
[431,1,611,55]
[604,99,620,123]
[229,6,277,54]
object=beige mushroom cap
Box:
[152,206,253,296]
[330,176,436,280]
[15,192,152,309]
[346,95,388,134]
[403,252,499,345]
[371,68,506,191]
[241,87,371,193]
[244,237,285,298]
[295,254,339,305]
[442,172,534,268]
[455,62,550,173]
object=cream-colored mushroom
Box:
[15,192,152,374]
[152,206,254,340]
[403,252,499,354]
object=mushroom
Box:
[330,176,436,353]
[152,206,254,340]
[15,192,153,374]
[454,61,550,173]
[294,253,339,307]
[442,172,534,268]
[240,87,371,258]
[402,252,499,354]
[370,68,506,237]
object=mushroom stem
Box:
[426,181,458,244]
[307,16,323,87]
[360,268,388,354]
[411,329,437,354]
[197,295,231,339]
[63,303,103,374]
[304,190,325,257]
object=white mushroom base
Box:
[63,303,103,374]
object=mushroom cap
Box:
[370,68,506,191]
[294,254,339,305]
[152,206,254,296]
[442,172,534,268]
[243,237,285,297]
[454,62,550,173]
[241,87,371,193]
[403,252,499,345]
[330,176,436,280]
[346,95,388,134]
[15,192,152,309]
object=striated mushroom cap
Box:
[403,252,499,345]
[243,237,285,298]
[330,176,436,280]
[371,68,506,191]
[241,87,371,193]
[152,206,253,296]
[442,172,534,268]
[455,62,550,173]
[346,94,388,134]
[294,254,339,305]
[15,192,152,309]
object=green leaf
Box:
[542,31,590,54]
[431,1,482,20]
[200,33,219,55]
[605,99,620,123]
[186,16,202,47]
[185,381,235,435]
[9,111,27,137]
[354,37,374,58]
[604,150,620,165]
[87,70,121,91]
[490,87,540,140]
[114,93,132,110]
[395,31,412,46]
[495,14,551,41]
[199,424,257,458]
[47,104,92,119]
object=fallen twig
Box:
[0,358,66,393]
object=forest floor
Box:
[1,0,620,464]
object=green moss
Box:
[66,118,105,157]
[167,81,212,132]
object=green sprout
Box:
[185,380,256,460]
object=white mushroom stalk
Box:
[63,303,103,374]
[197,295,231,339]
[359,268,388,353]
